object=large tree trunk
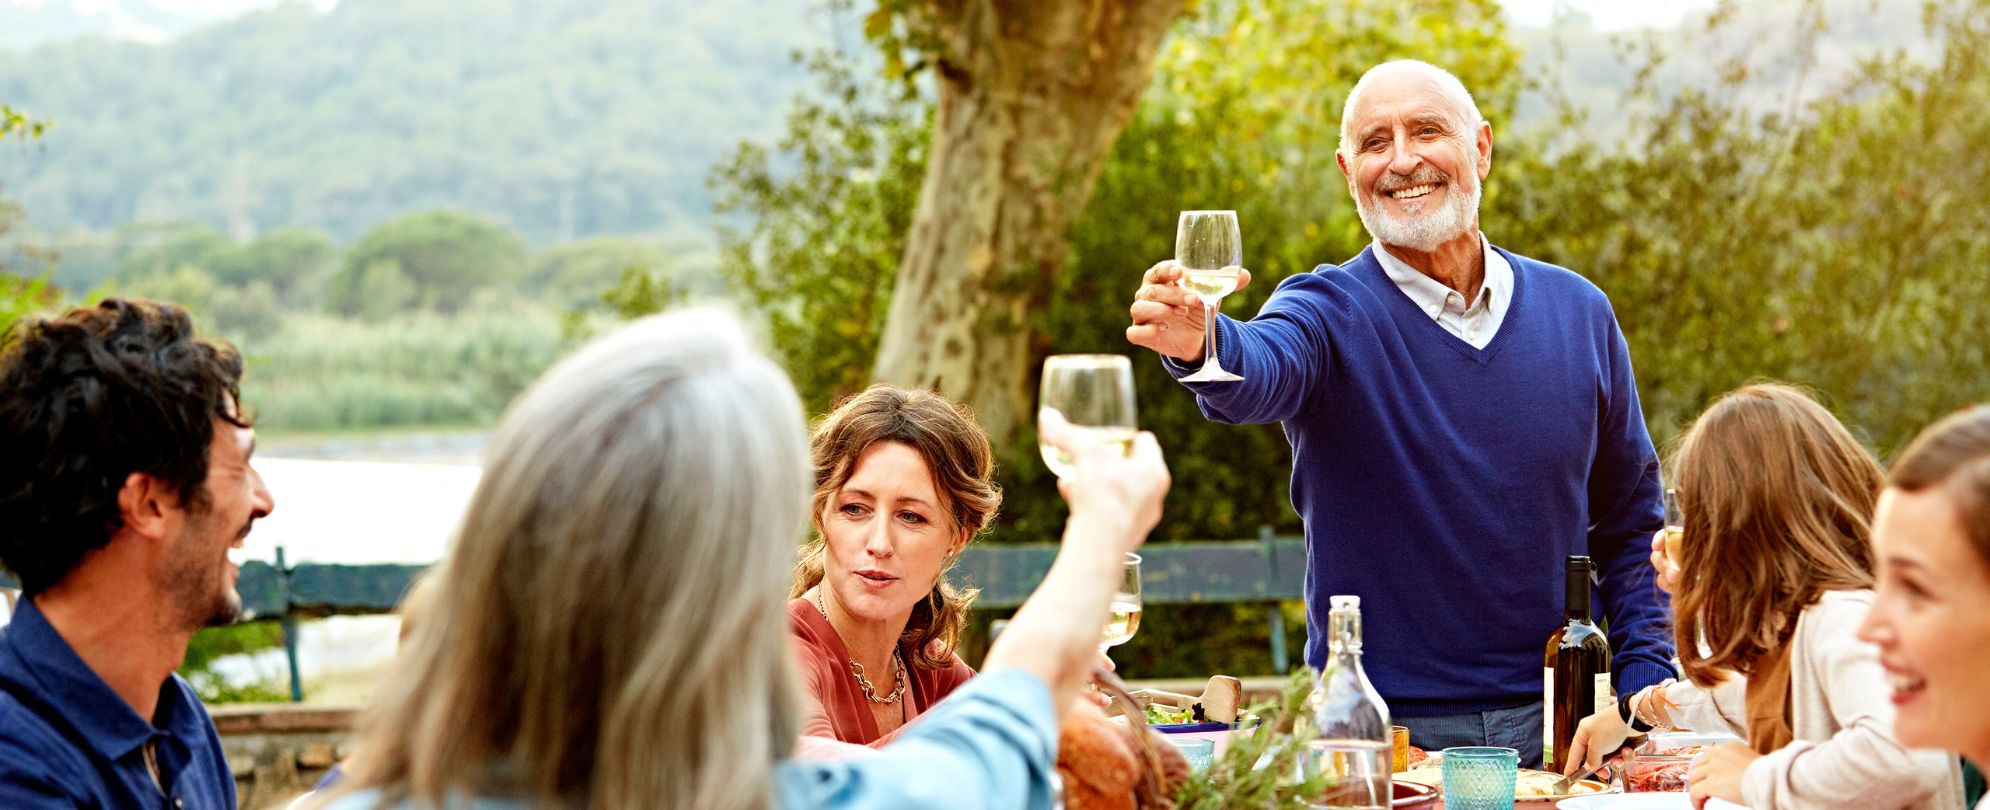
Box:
[870,0,1186,449]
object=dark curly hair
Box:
[0,298,249,595]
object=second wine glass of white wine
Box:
[1663,488,1685,566]
[1102,553,1142,650]
[1038,354,1137,479]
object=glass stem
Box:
[1202,299,1217,368]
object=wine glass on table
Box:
[1175,210,1244,382]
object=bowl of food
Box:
[1642,733,1739,754]
[1623,754,1692,793]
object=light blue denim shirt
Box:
[320,668,1059,810]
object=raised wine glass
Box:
[1037,354,1137,480]
[1663,488,1685,566]
[1175,210,1244,382]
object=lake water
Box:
[213,449,485,702]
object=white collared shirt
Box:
[1372,233,1512,349]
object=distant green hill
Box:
[0,0,1929,250]
[0,0,829,243]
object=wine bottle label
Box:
[1595,673,1615,716]
[1543,666,1554,768]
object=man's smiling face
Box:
[1337,65,1492,253]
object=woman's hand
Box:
[1563,708,1632,775]
[1039,408,1169,553]
[985,414,1167,719]
[1687,743,1759,809]
[1649,530,1681,595]
[1077,650,1117,710]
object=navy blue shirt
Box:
[0,598,237,809]
[1167,246,1674,715]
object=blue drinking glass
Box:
[1164,736,1215,773]
[1440,746,1518,810]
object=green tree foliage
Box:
[1493,0,1990,455]
[531,234,724,311]
[0,104,48,141]
[120,263,220,315]
[211,227,339,310]
[700,51,930,414]
[331,210,526,316]
[112,220,235,283]
[177,623,290,704]
[241,307,570,433]
[1,104,54,351]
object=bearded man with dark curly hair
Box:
[0,298,275,808]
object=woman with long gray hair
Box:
[315,308,1167,810]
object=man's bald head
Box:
[1337,60,1484,159]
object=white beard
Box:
[1356,168,1481,252]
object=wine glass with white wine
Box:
[1037,354,1137,480]
[1663,488,1685,567]
[1175,210,1244,382]
[1102,553,1143,651]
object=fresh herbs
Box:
[1172,670,1329,809]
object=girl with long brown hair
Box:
[1568,383,1960,809]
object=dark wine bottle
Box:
[1543,555,1612,771]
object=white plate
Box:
[1556,796,1746,810]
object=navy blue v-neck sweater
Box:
[1168,245,1674,715]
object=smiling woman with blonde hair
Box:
[313,309,1169,810]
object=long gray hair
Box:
[326,309,809,810]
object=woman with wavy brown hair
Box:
[1568,383,1961,809]
[788,384,1002,746]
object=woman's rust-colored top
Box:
[788,597,976,747]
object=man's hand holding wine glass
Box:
[1126,260,1254,363]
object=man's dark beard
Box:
[158,502,245,631]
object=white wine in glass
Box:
[1102,553,1143,649]
[1175,210,1244,383]
[1663,488,1685,566]
[1037,354,1137,479]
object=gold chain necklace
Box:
[814,588,906,705]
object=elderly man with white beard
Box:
[1125,60,1673,765]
